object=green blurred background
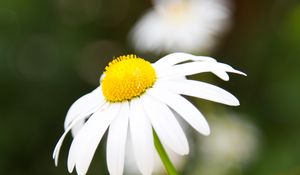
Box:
[1,0,300,174]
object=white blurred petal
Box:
[155,80,240,106]
[147,88,210,136]
[141,94,189,155]
[107,102,129,175]
[129,98,154,175]
[67,103,121,174]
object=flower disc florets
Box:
[101,54,156,102]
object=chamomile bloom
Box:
[53,52,245,175]
[130,0,232,53]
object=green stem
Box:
[153,130,178,175]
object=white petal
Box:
[68,103,121,174]
[212,70,230,81]
[153,53,216,76]
[129,98,154,175]
[213,63,246,80]
[217,62,247,76]
[147,88,210,136]
[107,102,129,175]
[52,112,93,166]
[64,87,105,129]
[157,61,245,81]
[141,94,189,155]
[155,80,240,106]
[71,118,85,137]
[154,52,216,69]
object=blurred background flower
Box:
[194,112,260,175]
[1,0,300,174]
[130,0,232,54]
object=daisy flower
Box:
[130,0,233,54]
[53,52,245,175]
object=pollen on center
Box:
[101,54,157,102]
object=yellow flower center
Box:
[101,54,157,102]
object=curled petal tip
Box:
[232,69,247,76]
[202,128,211,136]
[68,166,74,173]
[225,100,240,107]
[203,132,211,137]
[182,148,189,155]
[233,101,240,106]
[239,71,247,76]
